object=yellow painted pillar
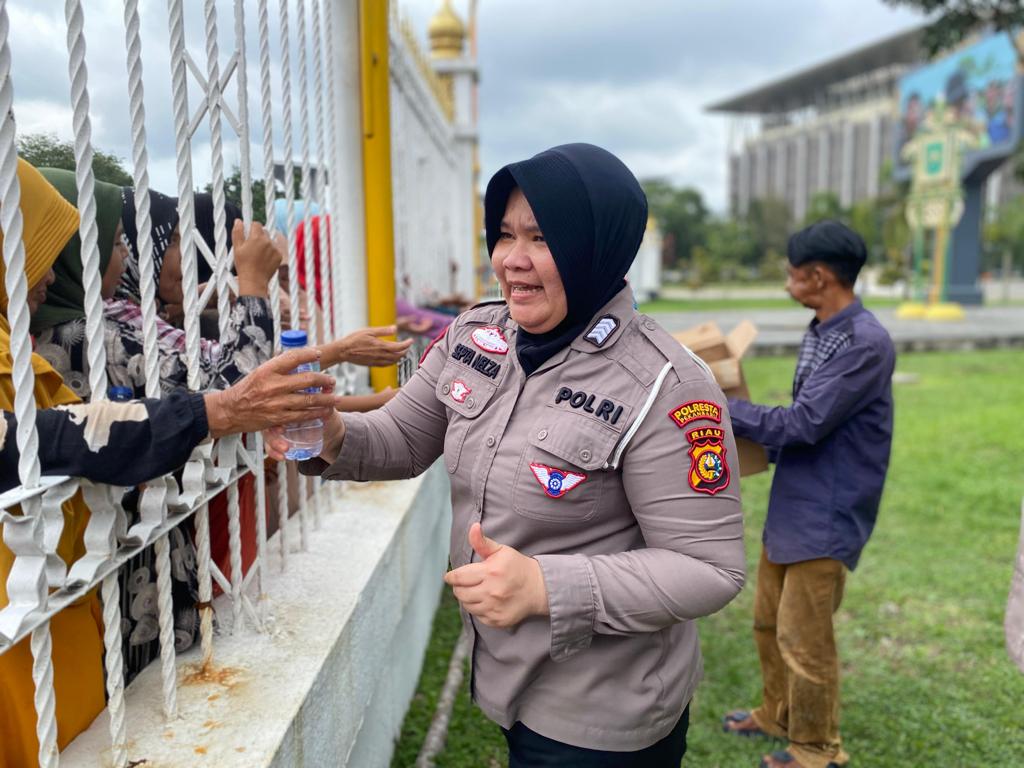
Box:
[359,0,398,390]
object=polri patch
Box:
[450,379,472,404]
[554,386,624,424]
[584,315,618,347]
[669,400,722,429]
[529,462,587,499]
[471,325,509,355]
[686,426,730,496]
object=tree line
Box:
[18,129,1024,288]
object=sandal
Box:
[722,710,774,739]
[758,749,842,768]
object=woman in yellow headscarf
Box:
[0,158,106,767]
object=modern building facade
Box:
[710,27,1022,223]
[710,28,925,221]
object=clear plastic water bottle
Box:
[280,329,324,460]
[108,385,133,402]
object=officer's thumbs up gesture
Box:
[444,523,550,628]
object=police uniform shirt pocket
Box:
[436,361,499,474]
[512,411,620,523]
[435,361,498,419]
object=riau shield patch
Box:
[686,427,730,496]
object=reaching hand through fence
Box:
[319,325,413,369]
[0,0,478,763]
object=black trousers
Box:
[501,705,689,768]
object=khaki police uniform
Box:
[304,286,745,751]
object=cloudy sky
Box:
[8,0,924,213]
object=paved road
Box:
[659,277,1024,303]
[649,304,1024,356]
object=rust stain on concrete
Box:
[182,662,245,689]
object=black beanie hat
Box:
[787,219,867,285]
[484,143,648,375]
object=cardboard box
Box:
[672,320,769,477]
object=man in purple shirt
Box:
[722,221,895,768]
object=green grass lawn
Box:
[392,349,1024,768]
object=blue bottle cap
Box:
[108,386,133,402]
[281,329,309,348]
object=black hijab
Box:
[484,143,648,376]
[194,193,243,284]
[117,187,179,304]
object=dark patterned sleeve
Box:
[35,319,93,401]
[0,391,210,492]
[101,297,274,398]
[193,296,274,391]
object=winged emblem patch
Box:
[529,462,587,499]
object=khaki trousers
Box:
[750,549,849,768]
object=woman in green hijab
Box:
[32,168,128,397]
[30,168,204,686]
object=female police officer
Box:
[284,143,745,766]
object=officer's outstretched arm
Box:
[303,328,452,482]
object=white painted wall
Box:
[629,219,664,303]
[389,30,477,305]
[63,466,454,767]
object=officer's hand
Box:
[262,409,346,463]
[443,523,549,628]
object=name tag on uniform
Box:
[451,343,501,380]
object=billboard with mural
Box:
[897,33,1019,162]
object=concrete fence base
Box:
[64,464,453,768]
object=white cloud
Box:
[403,0,924,211]
[14,101,76,141]
[5,0,926,214]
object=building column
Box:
[738,148,751,216]
[323,0,370,391]
[794,133,808,223]
[756,142,768,200]
[433,55,479,300]
[430,0,479,300]
[867,113,882,199]
[840,120,855,208]
[817,124,830,195]
[774,138,787,200]
[359,0,398,390]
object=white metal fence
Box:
[0,1,472,766]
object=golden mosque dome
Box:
[428,0,465,59]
